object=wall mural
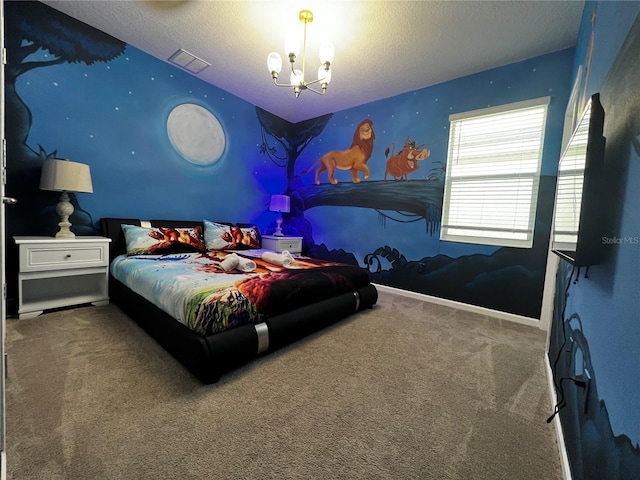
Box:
[301,119,375,185]
[383,137,430,181]
[166,103,226,165]
[550,264,640,479]
[6,2,255,238]
[5,1,126,237]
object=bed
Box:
[100,218,378,383]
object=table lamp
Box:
[269,194,290,236]
[40,159,93,238]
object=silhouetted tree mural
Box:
[257,107,334,248]
[257,107,333,182]
[4,1,126,239]
[6,2,126,166]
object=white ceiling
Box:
[41,0,584,123]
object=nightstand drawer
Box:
[19,242,108,272]
[276,238,302,252]
[261,235,303,254]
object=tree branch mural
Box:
[257,105,444,249]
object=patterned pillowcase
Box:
[204,220,260,250]
[121,224,205,255]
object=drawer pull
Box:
[65,254,72,258]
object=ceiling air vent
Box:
[168,49,211,74]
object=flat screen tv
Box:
[551,93,606,266]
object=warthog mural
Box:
[384,136,430,181]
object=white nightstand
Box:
[261,235,303,254]
[13,236,112,319]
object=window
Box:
[441,97,550,248]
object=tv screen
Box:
[551,93,606,266]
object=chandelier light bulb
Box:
[284,35,300,59]
[290,68,304,86]
[267,52,282,74]
[318,65,332,84]
[319,41,335,64]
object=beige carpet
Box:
[5,290,561,479]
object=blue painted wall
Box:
[5,2,573,320]
[548,2,640,478]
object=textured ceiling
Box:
[41,0,584,123]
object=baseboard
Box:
[545,353,572,480]
[373,283,543,329]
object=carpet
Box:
[5,290,561,479]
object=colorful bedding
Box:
[110,250,371,336]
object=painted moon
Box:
[166,103,225,165]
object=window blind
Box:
[441,97,550,248]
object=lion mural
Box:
[302,119,375,185]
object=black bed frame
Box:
[100,218,378,383]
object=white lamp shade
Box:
[267,52,282,73]
[318,65,332,84]
[269,194,290,213]
[284,35,300,57]
[40,159,93,193]
[319,41,335,64]
[290,69,303,85]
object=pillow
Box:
[237,222,263,245]
[121,224,205,255]
[204,220,260,250]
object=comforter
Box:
[110,250,371,336]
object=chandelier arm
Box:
[305,85,327,95]
[305,77,327,87]
[273,78,295,88]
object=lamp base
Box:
[55,192,76,239]
[274,217,284,237]
[55,225,75,239]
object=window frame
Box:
[440,96,550,248]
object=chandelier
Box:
[267,9,335,98]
